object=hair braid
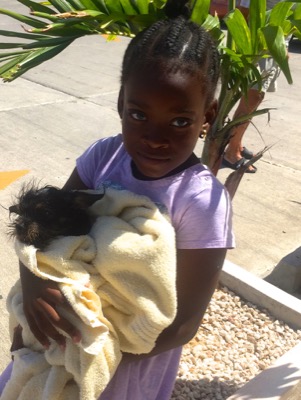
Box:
[165,17,187,55]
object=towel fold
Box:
[3,188,177,400]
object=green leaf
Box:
[18,41,73,73]
[293,4,301,19]
[47,0,74,13]
[247,62,263,90]
[104,0,124,13]
[201,15,224,45]
[224,9,252,54]
[261,25,292,84]
[125,13,161,30]
[98,15,118,29]
[29,23,93,36]
[201,14,220,30]
[65,0,86,10]
[191,0,211,25]
[88,0,109,14]
[78,0,101,10]
[17,0,56,14]
[290,4,301,34]
[249,0,266,53]
[31,11,61,22]
[152,0,167,9]
[290,19,301,33]
[0,43,25,49]
[22,36,74,48]
[127,0,149,14]
[120,0,137,14]
[0,8,47,28]
[269,2,293,28]
[0,29,47,40]
[31,21,93,33]
[0,52,29,75]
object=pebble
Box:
[170,286,301,399]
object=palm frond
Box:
[0,0,167,81]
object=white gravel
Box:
[171,285,301,399]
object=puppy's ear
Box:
[73,191,105,210]
[9,205,19,215]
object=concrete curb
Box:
[220,260,301,329]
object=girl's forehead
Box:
[125,67,206,98]
[123,69,209,115]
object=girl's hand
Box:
[20,261,81,348]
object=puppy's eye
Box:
[44,210,55,219]
[35,209,55,222]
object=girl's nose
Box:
[142,128,169,149]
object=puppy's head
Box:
[9,184,104,249]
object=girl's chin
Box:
[131,152,198,179]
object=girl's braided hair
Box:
[120,0,220,104]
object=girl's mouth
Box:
[137,152,170,162]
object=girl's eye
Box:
[130,111,146,121]
[171,118,190,128]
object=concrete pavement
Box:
[1,1,301,372]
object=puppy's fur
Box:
[9,183,104,249]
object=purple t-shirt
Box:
[0,134,234,400]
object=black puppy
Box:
[9,183,104,250]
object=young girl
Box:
[0,1,234,398]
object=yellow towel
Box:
[4,188,177,400]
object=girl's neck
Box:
[131,153,200,181]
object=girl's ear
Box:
[117,87,124,118]
[201,100,217,137]
[204,99,218,127]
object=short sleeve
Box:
[76,141,102,189]
[175,177,234,250]
[76,135,123,189]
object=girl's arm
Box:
[62,167,90,191]
[123,247,227,362]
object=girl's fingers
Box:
[24,299,65,348]
[20,271,81,346]
[36,297,81,344]
[44,286,66,305]
[25,309,51,348]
